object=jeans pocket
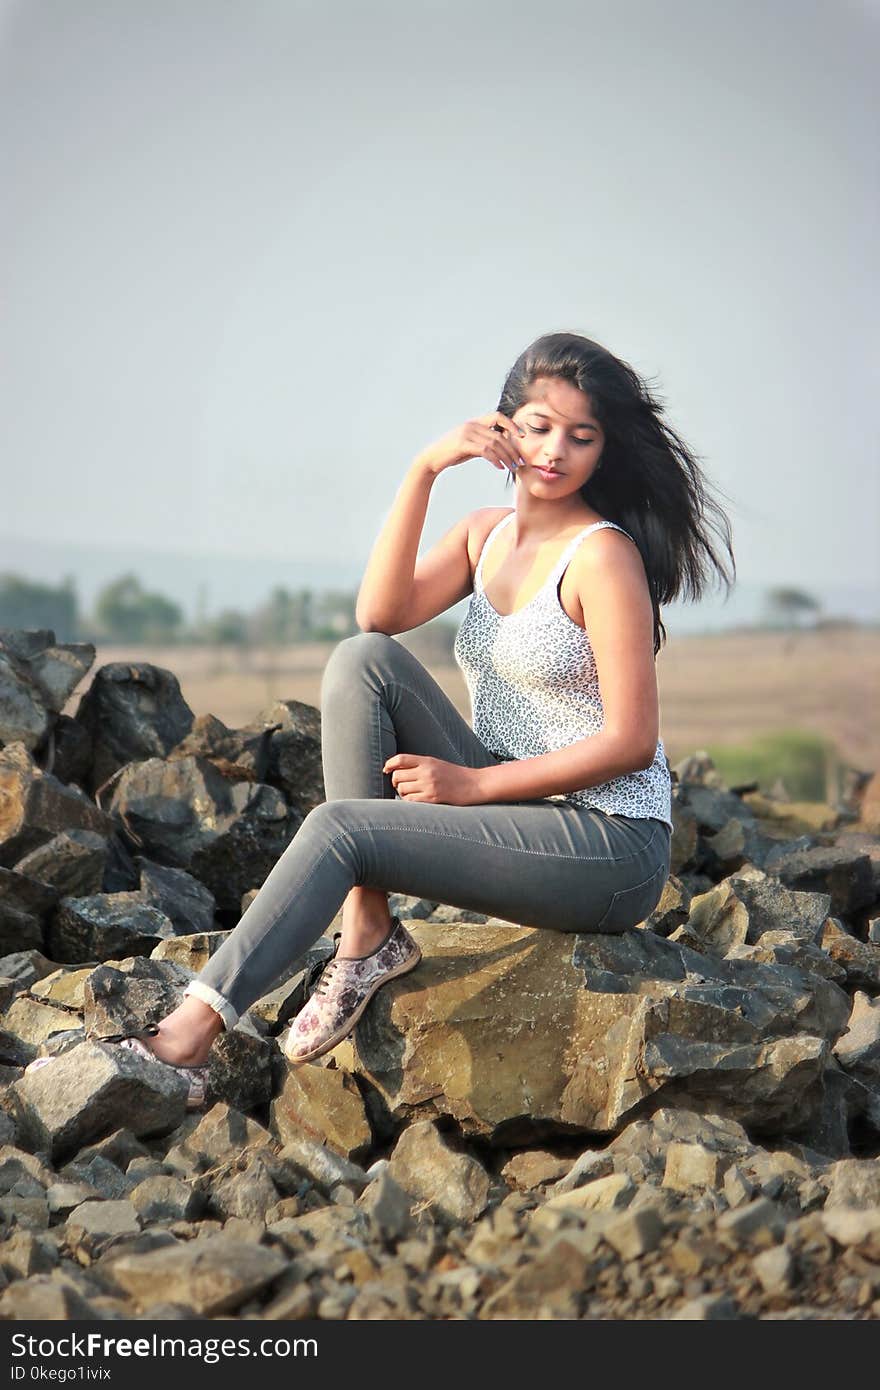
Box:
[594,860,669,934]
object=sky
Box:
[1,0,878,630]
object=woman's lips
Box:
[534,466,562,478]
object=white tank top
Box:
[452,510,673,829]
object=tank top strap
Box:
[548,520,636,585]
[474,511,516,591]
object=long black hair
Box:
[496,331,736,655]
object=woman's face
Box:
[511,376,605,496]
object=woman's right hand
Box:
[415,412,526,478]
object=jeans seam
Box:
[385,678,477,763]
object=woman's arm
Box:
[473,531,660,802]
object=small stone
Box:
[753,1244,795,1294]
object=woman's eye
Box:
[527,425,594,445]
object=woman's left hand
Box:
[383,754,483,805]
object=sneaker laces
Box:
[314,958,342,998]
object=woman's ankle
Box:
[147,999,224,1067]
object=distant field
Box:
[63,626,880,785]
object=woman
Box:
[84,330,736,1105]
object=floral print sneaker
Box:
[284,916,422,1064]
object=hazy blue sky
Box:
[2,0,877,625]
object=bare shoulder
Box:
[568,523,650,599]
[464,506,515,571]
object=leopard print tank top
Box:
[452,510,673,829]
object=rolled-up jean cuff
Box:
[184,980,239,1031]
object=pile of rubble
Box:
[0,627,878,1320]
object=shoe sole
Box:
[284,944,422,1065]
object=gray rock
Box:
[764,844,876,917]
[200,1153,278,1223]
[72,661,194,797]
[0,949,57,992]
[356,1170,415,1246]
[48,893,177,964]
[11,1039,188,1161]
[66,1199,141,1257]
[823,1157,880,1210]
[273,1134,369,1197]
[14,829,109,898]
[129,1176,201,1223]
[0,1274,98,1319]
[107,755,298,913]
[259,698,324,818]
[109,1234,286,1315]
[82,956,193,1037]
[136,860,217,936]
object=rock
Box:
[129,1176,201,1222]
[179,1103,274,1169]
[0,1274,98,1318]
[833,991,880,1088]
[480,1235,591,1319]
[270,1062,372,1160]
[72,662,194,797]
[66,1199,141,1257]
[662,1141,727,1191]
[823,1158,880,1210]
[764,844,876,917]
[820,919,880,991]
[0,949,57,992]
[59,1154,133,1202]
[821,1207,880,1251]
[273,1134,369,1197]
[136,860,217,936]
[0,742,112,868]
[671,881,749,955]
[108,1234,286,1315]
[0,1229,57,1279]
[48,893,178,964]
[167,713,278,787]
[356,1170,415,1246]
[543,1172,635,1213]
[259,698,325,817]
[14,829,109,897]
[741,792,840,837]
[107,756,298,912]
[82,956,193,1037]
[0,630,94,752]
[386,1120,491,1227]
[150,931,229,972]
[671,1293,742,1319]
[500,1149,573,1191]
[11,1040,188,1161]
[603,1205,666,1260]
[30,967,93,1011]
[208,1026,273,1113]
[334,919,849,1144]
[717,1197,788,1245]
[753,1244,795,1294]
[728,868,831,944]
[2,996,81,1048]
[201,1153,278,1223]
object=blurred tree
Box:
[205,608,250,645]
[763,587,821,629]
[311,589,358,640]
[252,586,314,644]
[92,573,183,643]
[0,573,79,642]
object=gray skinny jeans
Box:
[186,631,673,1028]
